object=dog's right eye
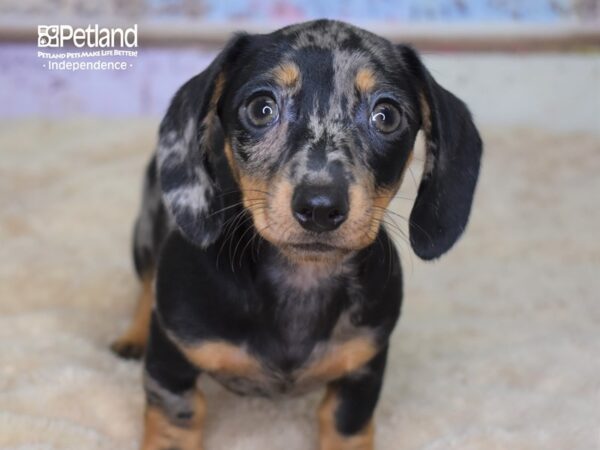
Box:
[246,96,279,127]
[370,102,402,134]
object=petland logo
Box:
[37,24,138,71]
[38,24,138,48]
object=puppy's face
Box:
[219,23,420,262]
[157,20,481,262]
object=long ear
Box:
[156,35,248,247]
[399,45,483,260]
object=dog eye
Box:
[246,96,279,127]
[370,103,402,134]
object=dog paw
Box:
[110,339,145,360]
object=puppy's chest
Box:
[182,271,378,397]
[208,309,376,397]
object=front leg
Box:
[318,348,388,450]
[111,275,154,359]
[142,314,204,450]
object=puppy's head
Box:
[157,20,482,263]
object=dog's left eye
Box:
[246,95,279,127]
[370,103,402,134]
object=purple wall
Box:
[1,0,597,118]
[1,44,216,117]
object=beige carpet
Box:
[1,119,598,450]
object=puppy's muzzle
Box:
[291,184,349,232]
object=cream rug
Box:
[0,119,598,450]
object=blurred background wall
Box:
[0,0,598,132]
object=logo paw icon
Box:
[38,25,59,47]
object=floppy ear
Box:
[156,35,248,248]
[399,45,483,260]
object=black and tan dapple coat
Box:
[111,19,482,450]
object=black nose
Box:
[292,185,349,232]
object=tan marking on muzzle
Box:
[340,179,379,249]
[223,140,240,182]
[239,174,297,244]
[367,151,414,239]
[237,173,271,228]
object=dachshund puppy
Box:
[111,19,482,450]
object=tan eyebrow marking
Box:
[273,62,301,88]
[355,67,376,93]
